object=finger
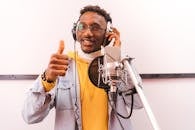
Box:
[113,41,121,47]
[112,28,120,35]
[57,40,65,54]
[48,64,68,71]
[50,58,69,65]
[48,69,66,77]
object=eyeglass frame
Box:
[76,22,106,33]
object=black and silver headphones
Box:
[71,21,78,41]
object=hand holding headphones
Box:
[105,27,121,47]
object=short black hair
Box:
[79,5,112,23]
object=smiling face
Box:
[76,12,107,53]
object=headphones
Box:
[71,20,112,42]
[71,22,78,41]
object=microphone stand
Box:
[121,57,160,130]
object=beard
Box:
[80,39,102,53]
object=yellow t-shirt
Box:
[68,52,108,130]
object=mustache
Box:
[81,37,96,42]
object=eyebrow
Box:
[79,21,101,26]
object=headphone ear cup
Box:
[106,21,113,33]
[103,21,113,46]
[72,23,77,41]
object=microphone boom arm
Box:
[122,57,161,130]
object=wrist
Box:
[41,70,55,83]
[41,78,56,92]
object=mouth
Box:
[80,38,96,53]
[81,38,96,46]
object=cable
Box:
[107,92,124,130]
[116,88,136,119]
[73,40,80,123]
[117,94,134,119]
[107,90,135,130]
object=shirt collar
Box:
[77,48,102,62]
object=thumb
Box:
[57,40,65,54]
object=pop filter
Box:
[88,55,110,90]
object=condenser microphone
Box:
[88,45,121,91]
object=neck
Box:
[78,49,102,62]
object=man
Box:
[22,5,143,130]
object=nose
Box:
[82,27,94,37]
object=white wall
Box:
[132,78,195,130]
[0,78,195,130]
[0,80,54,130]
[0,0,195,130]
[0,0,195,74]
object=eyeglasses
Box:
[77,22,105,33]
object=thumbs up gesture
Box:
[57,40,65,54]
[45,40,69,82]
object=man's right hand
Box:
[45,40,69,82]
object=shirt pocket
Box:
[56,80,74,110]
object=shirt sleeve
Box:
[41,78,56,92]
[119,72,143,109]
[22,75,55,124]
